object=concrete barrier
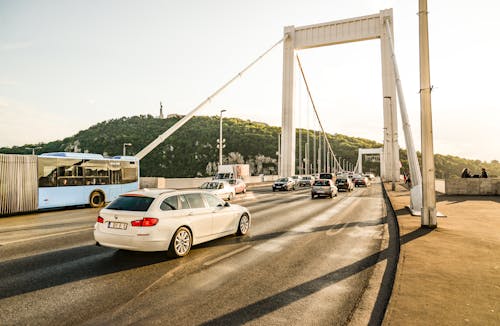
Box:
[140,175,279,190]
[445,178,499,195]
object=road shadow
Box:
[437,195,500,205]
[0,245,170,300]
[201,184,433,325]
[196,217,387,249]
[201,227,430,326]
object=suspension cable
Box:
[136,36,286,160]
[295,54,341,170]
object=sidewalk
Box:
[383,183,500,325]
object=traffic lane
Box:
[84,186,386,325]
[0,189,333,324]
[0,208,99,262]
[0,186,384,325]
[0,207,98,246]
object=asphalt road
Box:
[0,182,389,325]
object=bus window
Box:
[109,161,122,184]
[83,160,109,185]
[57,159,84,186]
[38,157,57,187]
[121,161,138,183]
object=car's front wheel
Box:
[169,227,192,258]
[236,214,250,235]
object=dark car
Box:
[353,174,371,187]
[335,177,354,192]
[319,173,335,181]
[311,179,338,199]
[297,175,314,187]
[272,177,296,191]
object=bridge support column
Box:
[281,26,296,177]
[380,10,399,184]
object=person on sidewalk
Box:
[480,168,488,178]
[461,168,472,178]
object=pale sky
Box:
[1,0,499,161]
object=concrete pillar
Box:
[380,9,399,183]
[281,26,296,177]
[419,0,437,227]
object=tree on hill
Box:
[1,115,498,178]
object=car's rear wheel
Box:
[236,214,250,235]
[89,191,104,208]
[169,227,192,258]
[228,193,234,201]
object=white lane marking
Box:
[254,197,358,253]
[0,227,93,245]
[203,244,252,266]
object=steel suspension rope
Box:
[295,54,341,171]
[136,36,286,160]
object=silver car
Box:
[311,179,338,199]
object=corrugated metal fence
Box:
[0,154,38,215]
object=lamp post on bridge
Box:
[218,109,227,166]
[26,146,41,155]
[419,0,437,228]
[122,143,132,156]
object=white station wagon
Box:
[94,189,251,257]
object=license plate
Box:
[108,221,128,230]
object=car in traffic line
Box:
[364,172,376,181]
[297,175,315,187]
[311,179,338,199]
[353,174,371,187]
[335,177,354,192]
[200,180,236,200]
[272,177,296,191]
[94,189,251,257]
[228,178,247,194]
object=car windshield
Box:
[314,180,329,186]
[319,173,332,179]
[107,195,155,211]
[201,182,221,190]
[277,178,288,182]
[336,178,347,182]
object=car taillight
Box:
[97,216,104,223]
[131,220,142,227]
[131,218,159,227]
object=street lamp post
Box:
[218,109,227,166]
[26,147,41,155]
[123,143,132,156]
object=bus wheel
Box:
[90,191,104,208]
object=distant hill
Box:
[1,115,498,178]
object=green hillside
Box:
[1,115,498,178]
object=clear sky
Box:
[1,0,499,162]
